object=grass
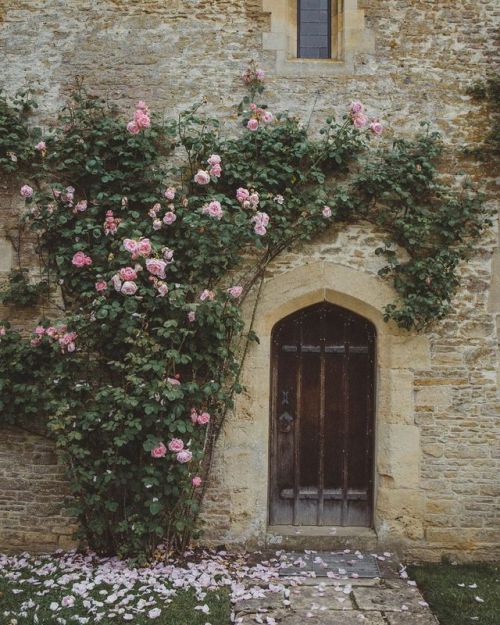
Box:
[409,562,500,625]
[0,549,234,625]
[0,577,231,624]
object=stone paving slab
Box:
[233,593,285,614]
[281,612,386,625]
[288,585,355,610]
[385,613,440,625]
[235,553,439,625]
[352,585,428,612]
[282,575,381,586]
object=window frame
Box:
[263,0,375,77]
[297,0,332,60]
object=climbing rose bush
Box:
[0,65,488,559]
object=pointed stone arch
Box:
[218,261,431,547]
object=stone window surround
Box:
[222,261,430,546]
[262,0,375,77]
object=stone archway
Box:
[218,261,431,547]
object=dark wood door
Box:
[269,302,375,527]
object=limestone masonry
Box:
[0,1,498,560]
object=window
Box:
[263,0,375,77]
[297,0,331,59]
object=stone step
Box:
[266,525,379,552]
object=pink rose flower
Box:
[153,219,162,230]
[253,211,269,227]
[207,154,221,166]
[167,376,181,385]
[111,274,122,292]
[134,109,151,129]
[197,412,210,425]
[59,331,77,347]
[136,100,148,111]
[209,163,222,178]
[370,121,384,135]
[0,327,6,337]
[262,111,273,124]
[236,187,250,203]
[200,289,215,301]
[123,239,139,255]
[163,247,174,262]
[247,118,259,131]
[164,187,176,200]
[254,224,267,236]
[20,185,33,198]
[104,211,121,235]
[322,205,332,218]
[75,200,87,212]
[157,283,169,297]
[194,169,211,185]
[95,280,108,292]
[119,267,138,281]
[202,200,223,220]
[163,211,177,225]
[190,408,199,424]
[227,285,243,298]
[151,443,167,458]
[137,238,152,257]
[121,281,138,295]
[46,326,58,338]
[34,326,45,336]
[61,596,75,608]
[176,450,192,463]
[168,438,184,453]
[250,103,258,111]
[146,258,167,279]
[352,114,368,129]
[192,476,202,487]
[256,68,265,80]
[249,192,260,207]
[127,121,140,135]
[187,311,196,323]
[349,101,364,115]
[58,331,77,353]
[30,337,41,347]
[72,251,92,267]
[35,141,46,152]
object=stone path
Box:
[233,570,440,625]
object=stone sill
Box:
[274,56,355,78]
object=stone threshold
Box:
[266,525,379,551]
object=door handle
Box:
[279,410,294,426]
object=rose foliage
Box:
[0,66,489,558]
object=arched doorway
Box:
[269,302,376,526]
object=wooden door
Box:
[269,302,375,526]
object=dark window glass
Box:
[298,0,331,59]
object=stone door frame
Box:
[225,261,431,545]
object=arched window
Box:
[297,0,332,59]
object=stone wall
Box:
[0,0,498,558]
[0,426,77,553]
